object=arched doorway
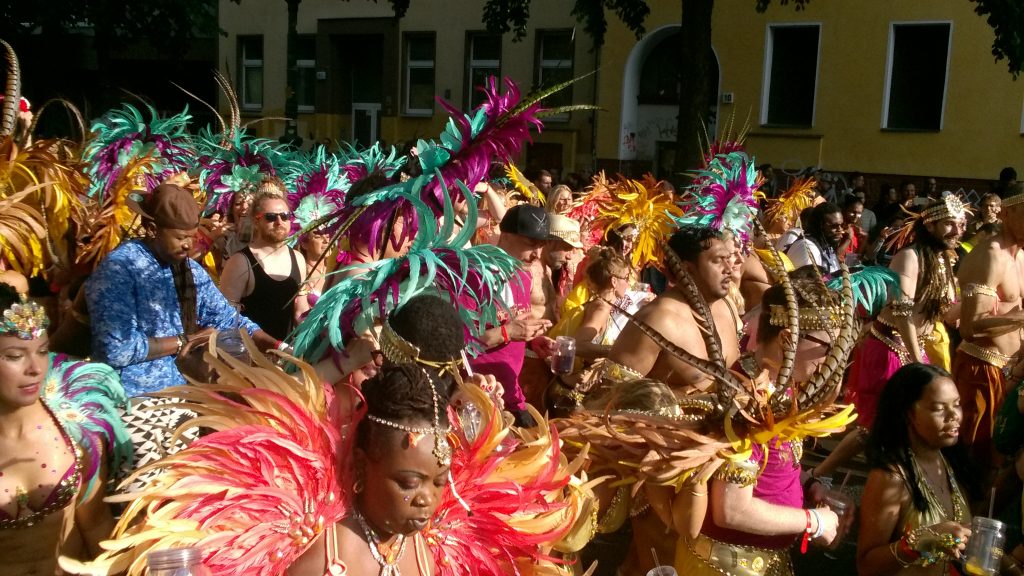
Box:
[619,25,720,178]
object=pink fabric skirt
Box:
[846,332,926,429]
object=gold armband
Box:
[963,283,999,300]
[713,458,760,488]
[890,297,915,318]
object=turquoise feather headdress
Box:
[291,174,522,364]
[675,151,763,243]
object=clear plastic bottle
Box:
[458,401,482,442]
[147,547,212,576]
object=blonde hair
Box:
[584,377,680,417]
[545,184,573,213]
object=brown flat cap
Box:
[127,184,202,230]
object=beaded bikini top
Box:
[0,404,82,530]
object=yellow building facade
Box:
[598,0,1024,182]
[219,0,1024,183]
[218,0,598,175]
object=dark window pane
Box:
[472,34,501,61]
[242,36,262,60]
[297,67,315,108]
[886,24,950,131]
[766,26,819,127]
[244,67,263,106]
[296,36,316,61]
[408,36,434,61]
[540,66,573,107]
[639,32,682,105]
[470,66,500,108]
[408,67,434,110]
[541,32,572,62]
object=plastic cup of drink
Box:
[646,567,677,576]
[635,282,651,293]
[552,336,576,375]
[964,517,1006,576]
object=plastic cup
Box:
[552,336,576,375]
[964,517,1006,576]
[646,567,677,576]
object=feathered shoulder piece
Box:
[59,335,347,576]
[764,175,817,230]
[81,103,194,203]
[42,353,132,498]
[675,151,763,243]
[431,383,598,575]
[292,178,522,363]
[566,171,614,249]
[592,173,682,269]
[284,145,349,237]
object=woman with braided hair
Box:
[290,363,454,576]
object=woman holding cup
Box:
[858,363,983,575]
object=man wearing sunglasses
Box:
[220,188,310,342]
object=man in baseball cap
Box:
[469,203,559,426]
[497,204,558,263]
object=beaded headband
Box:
[379,317,464,375]
[921,195,967,224]
[364,367,453,467]
[768,304,844,332]
[1,295,49,340]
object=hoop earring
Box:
[353,479,365,494]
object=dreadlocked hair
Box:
[866,363,979,513]
[356,363,453,461]
[909,203,956,322]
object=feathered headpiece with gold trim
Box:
[592,173,683,269]
[764,175,817,230]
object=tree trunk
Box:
[673,0,715,177]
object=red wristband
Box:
[801,509,812,554]
[500,324,510,344]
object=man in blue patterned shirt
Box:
[86,184,279,396]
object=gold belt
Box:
[957,341,1012,369]
[869,324,912,366]
[687,534,791,576]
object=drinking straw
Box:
[652,547,661,568]
[989,486,996,518]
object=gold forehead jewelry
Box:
[2,295,49,340]
[922,195,967,224]
[364,366,453,467]
[768,303,843,332]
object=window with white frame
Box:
[404,34,435,116]
[761,24,820,127]
[883,22,952,131]
[239,36,264,111]
[466,33,501,110]
[295,35,316,113]
[536,30,573,115]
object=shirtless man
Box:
[608,225,739,395]
[603,225,737,576]
[955,185,1024,468]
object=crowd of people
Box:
[5,38,1024,576]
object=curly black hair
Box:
[667,225,724,264]
[388,293,465,363]
[356,363,453,461]
[0,282,20,312]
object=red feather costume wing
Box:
[59,336,349,576]
[428,385,597,576]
